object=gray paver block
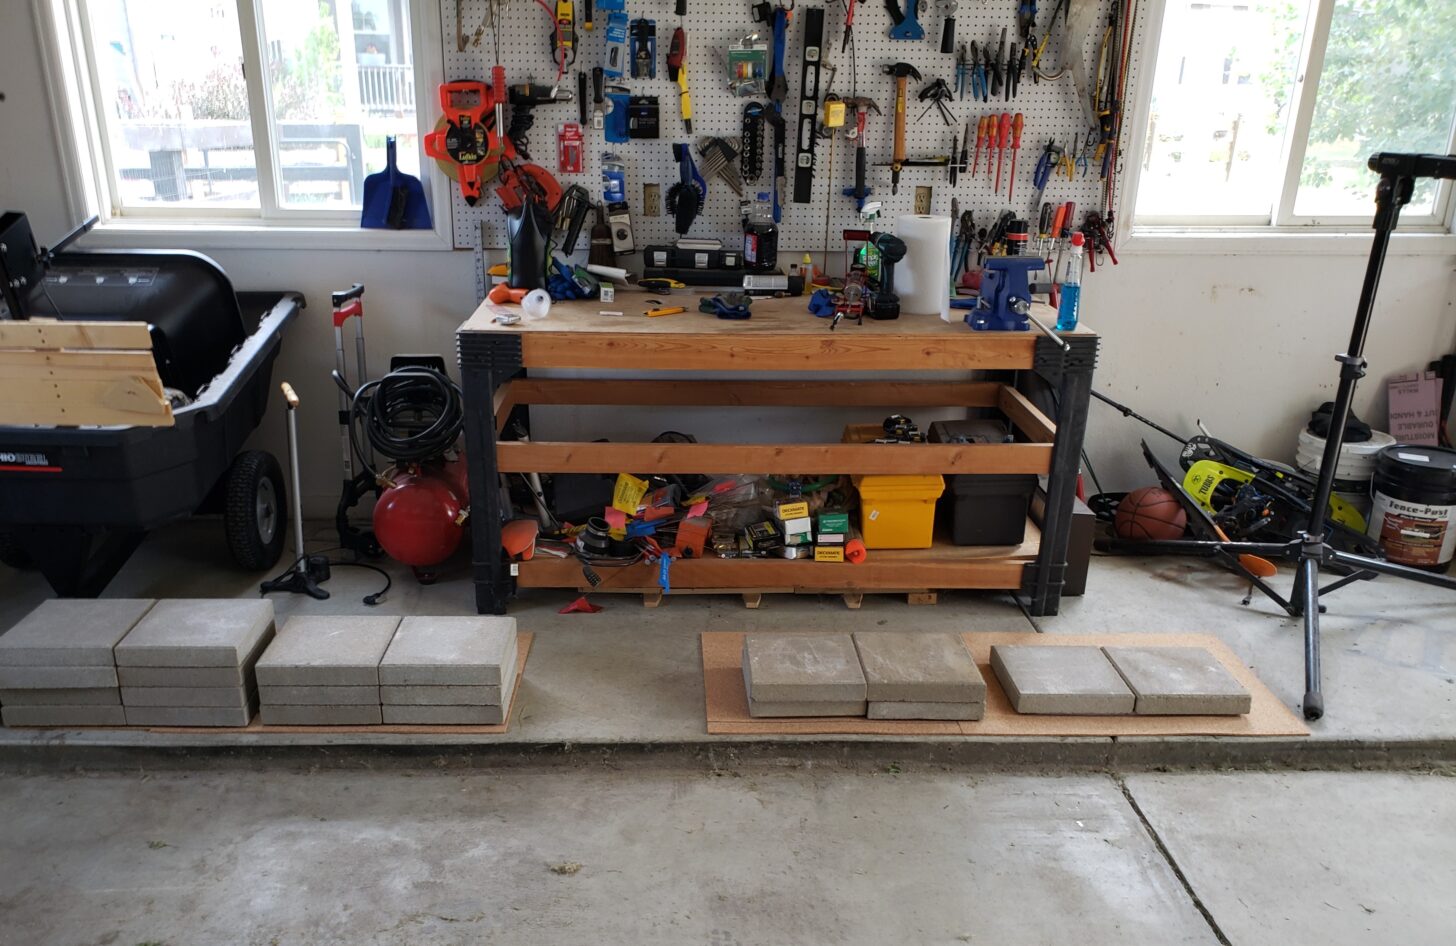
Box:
[0,666,118,689]
[121,686,253,708]
[382,704,506,725]
[742,634,867,703]
[117,665,246,688]
[378,616,517,686]
[259,685,380,706]
[746,698,868,718]
[123,704,255,727]
[254,615,403,687]
[990,645,1136,715]
[2,704,128,727]
[0,687,121,706]
[868,701,984,721]
[0,599,155,667]
[114,599,274,668]
[1102,646,1252,716]
[852,632,986,702]
[380,684,502,706]
[259,704,383,726]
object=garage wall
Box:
[3,3,1453,516]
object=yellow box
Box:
[852,474,945,549]
[775,500,810,520]
[814,546,845,562]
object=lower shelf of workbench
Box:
[515,521,1041,595]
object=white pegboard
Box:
[442,0,1141,268]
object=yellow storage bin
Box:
[852,474,945,549]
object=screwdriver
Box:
[985,113,999,182]
[1007,112,1023,202]
[667,28,693,135]
[994,111,1010,194]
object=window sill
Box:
[76,220,456,253]
[1123,226,1456,257]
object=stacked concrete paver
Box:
[379,616,519,724]
[852,632,987,720]
[115,600,275,726]
[255,615,402,725]
[0,599,155,726]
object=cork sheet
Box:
[702,631,1309,737]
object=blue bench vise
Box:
[967,256,1045,331]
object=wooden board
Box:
[460,296,1095,372]
[701,632,1308,737]
[496,441,1053,475]
[516,527,1039,593]
[500,379,1007,409]
[0,321,171,428]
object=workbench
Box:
[456,294,1098,615]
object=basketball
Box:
[1114,486,1189,541]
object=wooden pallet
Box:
[0,319,171,427]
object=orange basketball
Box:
[1114,486,1188,541]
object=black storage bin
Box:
[929,420,1035,546]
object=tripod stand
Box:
[1109,153,1456,720]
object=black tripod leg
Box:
[1298,555,1323,720]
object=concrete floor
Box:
[1,519,1452,761]
[0,763,1451,945]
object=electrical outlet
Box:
[913,186,932,215]
[643,183,661,217]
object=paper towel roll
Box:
[894,214,952,320]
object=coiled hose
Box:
[337,366,464,479]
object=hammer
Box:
[883,63,921,195]
[840,97,881,211]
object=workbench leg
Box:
[1024,336,1099,616]
[458,334,523,615]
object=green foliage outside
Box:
[186,3,343,122]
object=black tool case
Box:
[929,420,1038,546]
[0,243,300,595]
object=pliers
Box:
[951,209,975,278]
[1031,139,1062,205]
[1076,130,1093,178]
[971,42,989,102]
[1058,141,1075,180]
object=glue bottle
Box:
[1056,232,1085,331]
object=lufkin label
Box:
[1368,491,1456,566]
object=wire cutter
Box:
[1077,130,1093,178]
[970,41,988,102]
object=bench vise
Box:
[967,255,1044,331]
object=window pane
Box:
[1294,0,1456,218]
[259,0,419,210]
[1135,0,1310,219]
[86,0,260,208]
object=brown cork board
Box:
[7,634,533,736]
[702,631,1308,738]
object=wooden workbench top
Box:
[458,293,1094,372]
[460,292,1092,338]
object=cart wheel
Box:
[224,450,287,571]
[0,532,33,570]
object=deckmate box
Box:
[851,475,944,549]
[929,420,1036,546]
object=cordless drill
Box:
[868,232,907,320]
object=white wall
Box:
[3,2,1454,518]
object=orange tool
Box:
[971,115,988,177]
[985,113,999,182]
[487,283,530,304]
[1007,112,1023,202]
[994,111,1010,193]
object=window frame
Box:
[34,0,452,251]
[1126,0,1456,239]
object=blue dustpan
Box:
[361,137,432,229]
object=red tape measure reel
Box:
[425,80,564,214]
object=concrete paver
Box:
[0,666,118,689]
[258,685,380,706]
[382,704,506,725]
[853,631,986,702]
[743,634,867,702]
[991,645,1136,714]
[1103,646,1251,715]
[868,700,983,720]
[380,684,503,705]
[747,698,869,718]
[114,599,274,668]
[123,704,255,727]
[120,686,253,708]
[378,616,516,686]
[255,615,402,686]
[1126,771,1456,946]
[0,598,154,666]
[259,704,383,726]
[0,687,120,706]
[117,666,247,687]
[1,705,127,727]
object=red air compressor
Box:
[332,287,469,580]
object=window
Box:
[72,0,422,221]
[1135,0,1456,228]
